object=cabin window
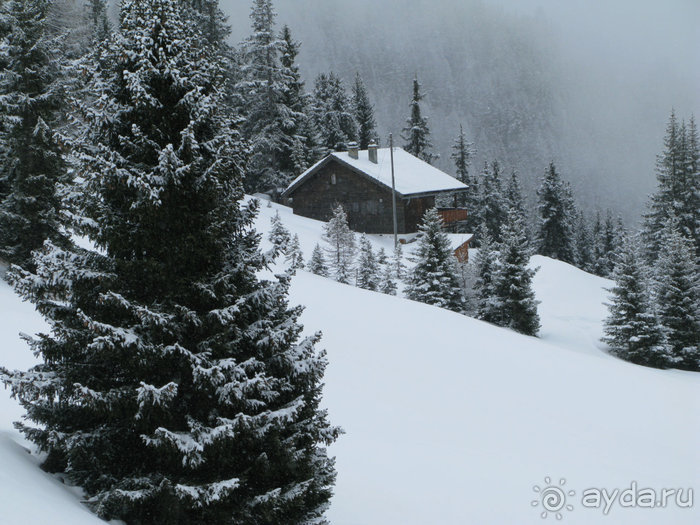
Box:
[330,173,337,185]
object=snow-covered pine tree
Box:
[308,242,329,277]
[356,234,379,291]
[311,72,358,153]
[352,72,377,149]
[402,75,436,164]
[0,0,70,272]
[602,235,668,368]
[561,181,582,267]
[643,110,700,260]
[376,246,388,267]
[237,0,283,193]
[504,168,525,218]
[44,0,95,58]
[269,210,291,255]
[184,0,230,48]
[279,24,321,174]
[450,124,475,209]
[378,260,397,296]
[685,116,700,257]
[591,211,609,276]
[238,0,312,192]
[393,242,406,280]
[0,5,9,204]
[601,210,620,275]
[473,226,502,324]
[536,161,575,264]
[285,233,305,272]
[573,211,594,273]
[479,161,508,243]
[85,0,110,41]
[404,208,464,312]
[654,221,700,371]
[322,204,356,283]
[2,2,340,522]
[493,209,540,335]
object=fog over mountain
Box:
[222,0,699,222]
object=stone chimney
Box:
[348,141,359,159]
[368,140,378,163]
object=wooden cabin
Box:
[282,143,470,234]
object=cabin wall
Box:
[404,196,435,232]
[287,160,410,233]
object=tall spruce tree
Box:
[238,0,312,192]
[654,221,700,371]
[643,110,700,259]
[279,25,321,174]
[0,4,9,202]
[311,72,358,153]
[183,0,230,48]
[2,1,339,522]
[351,72,377,149]
[450,124,475,209]
[404,208,464,312]
[238,0,283,193]
[0,0,69,271]
[479,161,508,243]
[686,116,700,257]
[591,211,609,276]
[402,75,436,164]
[504,169,525,219]
[601,210,620,275]
[86,0,110,41]
[573,211,594,273]
[602,235,668,368]
[493,210,540,335]
[536,161,575,264]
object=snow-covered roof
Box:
[284,147,468,198]
[445,233,474,251]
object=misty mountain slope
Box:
[224,0,700,220]
[1,201,698,524]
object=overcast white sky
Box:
[487,0,699,103]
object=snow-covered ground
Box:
[1,199,698,524]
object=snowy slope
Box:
[291,272,699,525]
[1,200,698,524]
[257,200,700,525]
